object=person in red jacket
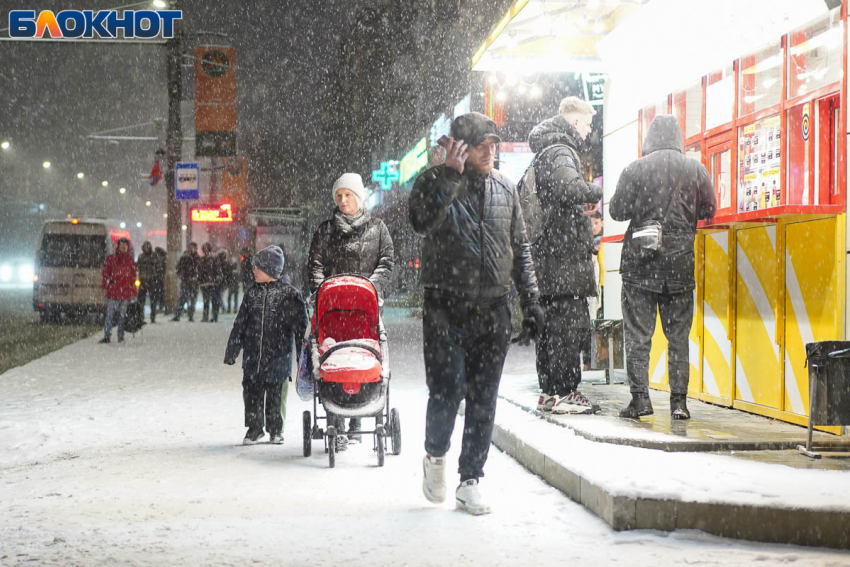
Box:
[100,238,137,344]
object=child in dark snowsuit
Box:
[224,245,308,445]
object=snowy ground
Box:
[2,309,849,566]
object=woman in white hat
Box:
[307,172,395,448]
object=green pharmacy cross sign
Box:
[372,160,400,191]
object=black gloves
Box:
[518,302,545,345]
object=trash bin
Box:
[805,341,850,425]
[797,341,850,458]
[590,319,624,379]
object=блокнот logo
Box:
[9,10,183,39]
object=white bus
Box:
[33,219,133,323]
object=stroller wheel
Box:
[302,411,312,457]
[375,426,385,467]
[390,408,401,456]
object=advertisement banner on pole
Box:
[175,162,200,200]
[194,46,237,157]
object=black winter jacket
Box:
[528,115,603,298]
[409,165,539,306]
[308,209,395,295]
[176,251,200,285]
[136,251,156,283]
[610,115,717,293]
[199,254,220,287]
[224,276,308,380]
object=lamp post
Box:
[164,0,183,312]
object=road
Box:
[0,308,848,566]
[0,285,99,375]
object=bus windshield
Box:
[40,234,106,268]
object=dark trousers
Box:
[243,379,284,436]
[622,283,694,396]
[137,281,162,322]
[536,295,591,396]
[174,283,198,320]
[201,285,221,322]
[423,294,512,480]
[227,286,239,312]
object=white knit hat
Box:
[332,173,366,206]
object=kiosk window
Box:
[738,115,781,211]
[706,65,734,130]
[788,8,842,99]
[673,81,703,140]
[739,41,782,117]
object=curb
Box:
[491,420,850,549]
[500,397,850,453]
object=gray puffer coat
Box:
[308,209,394,295]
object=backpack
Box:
[517,144,575,244]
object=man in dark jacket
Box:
[225,246,308,445]
[527,96,604,415]
[610,115,717,419]
[172,242,200,322]
[199,242,222,322]
[151,247,167,318]
[136,241,157,323]
[99,237,137,344]
[409,112,543,516]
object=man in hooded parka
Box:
[609,115,716,420]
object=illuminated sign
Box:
[399,137,428,185]
[582,73,606,106]
[430,113,451,147]
[371,160,399,191]
[191,203,233,223]
[453,93,471,118]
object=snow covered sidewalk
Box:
[2,311,850,565]
[495,346,850,549]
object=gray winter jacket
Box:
[408,164,539,306]
[528,115,603,298]
[610,115,717,293]
[308,209,395,295]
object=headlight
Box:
[0,264,11,282]
[18,264,34,283]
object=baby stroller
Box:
[302,275,401,468]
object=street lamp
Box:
[1,141,9,150]
[136,222,142,228]
[102,180,108,187]
[145,200,152,206]
[163,213,168,219]
[153,0,168,7]
[119,222,126,228]
[42,161,51,169]
[119,187,126,194]
[77,172,84,179]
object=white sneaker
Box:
[537,394,557,412]
[422,454,447,503]
[270,434,283,445]
[455,479,491,515]
[552,390,599,415]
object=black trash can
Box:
[805,341,850,426]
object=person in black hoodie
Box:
[610,114,716,420]
[199,242,221,323]
[152,247,167,319]
[409,112,542,516]
[527,97,604,416]
[172,242,200,322]
[224,245,308,445]
[136,241,157,323]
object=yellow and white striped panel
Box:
[735,226,781,409]
[784,218,839,417]
[703,232,733,401]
